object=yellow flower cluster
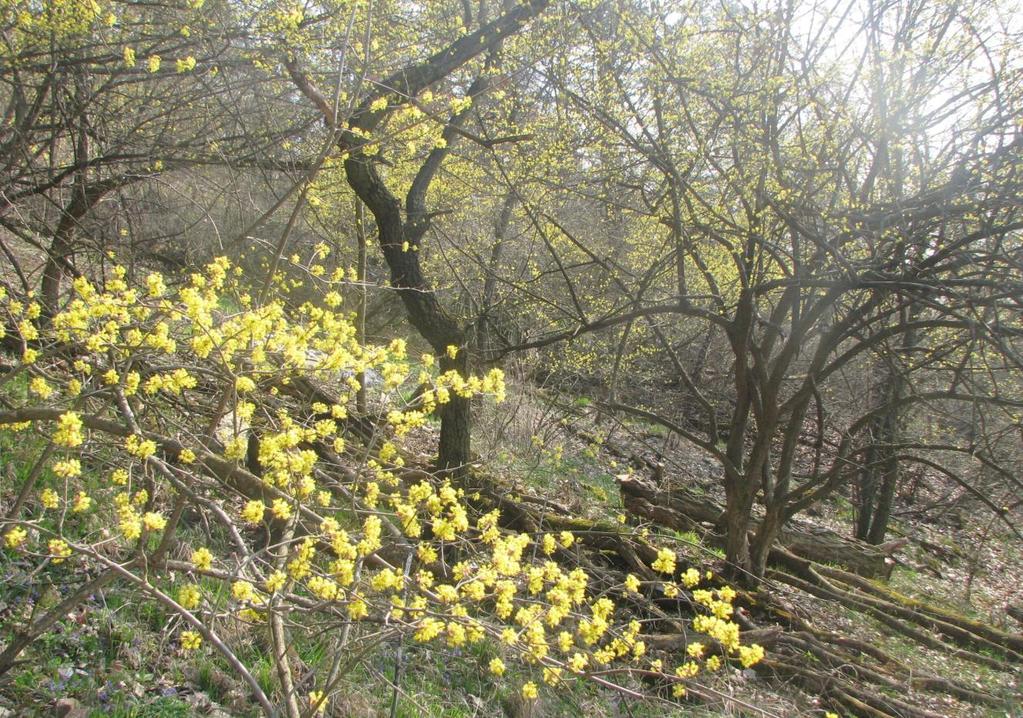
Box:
[4,527,28,549]
[53,459,82,478]
[143,369,197,395]
[178,584,201,610]
[53,412,84,447]
[241,500,265,524]
[48,538,72,563]
[0,258,766,710]
[180,630,202,650]
[125,434,157,461]
[651,547,676,574]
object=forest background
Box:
[0,0,1021,716]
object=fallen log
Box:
[618,474,890,578]
[768,568,1011,671]
[818,566,1023,660]
[1007,604,1023,627]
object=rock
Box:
[53,698,87,718]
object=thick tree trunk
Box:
[437,352,471,474]
[343,156,469,474]
[291,2,552,478]
[723,483,755,578]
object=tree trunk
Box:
[866,444,899,545]
[856,310,917,545]
[41,176,133,316]
[855,441,881,541]
[290,3,553,479]
[437,352,471,474]
[343,155,468,474]
[474,192,516,360]
[723,484,755,578]
[751,506,783,579]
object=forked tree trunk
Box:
[343,155,469,475]
[288,0,552,477]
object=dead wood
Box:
[768,569,1010,671]
[618,474,889,578]
[818,566,1023,657]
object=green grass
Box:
[673,530,701,545]
[492,441,622,518]
[329,638,711,718]
[92,696,194,718]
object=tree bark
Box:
[41,175,133,315]
[286,0,551,474]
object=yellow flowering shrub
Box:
[0,259,762,711]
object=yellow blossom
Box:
[232,580,257,602]
[143,512,167,531]
[40,488,60,509]
[180,630,202,650]
[681,567,701,588]
[191,547,214,570]
[266,571,287,593]
[178,584,201,610]
[651,547,676,575]
[738,643,765,668]
[241,500,265,524]
[271,498,292,520]
[72,491,92,512]
[53,459,81,478]
[308,691,326,715]
[30,377,53,399]
[347,599,368,619]
[4,527,28,549]
[48,538,72,563]
[126,434,157,460]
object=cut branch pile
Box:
[610,475,1022,716]
[618,474,892,578]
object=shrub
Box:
[0,260,760,715]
